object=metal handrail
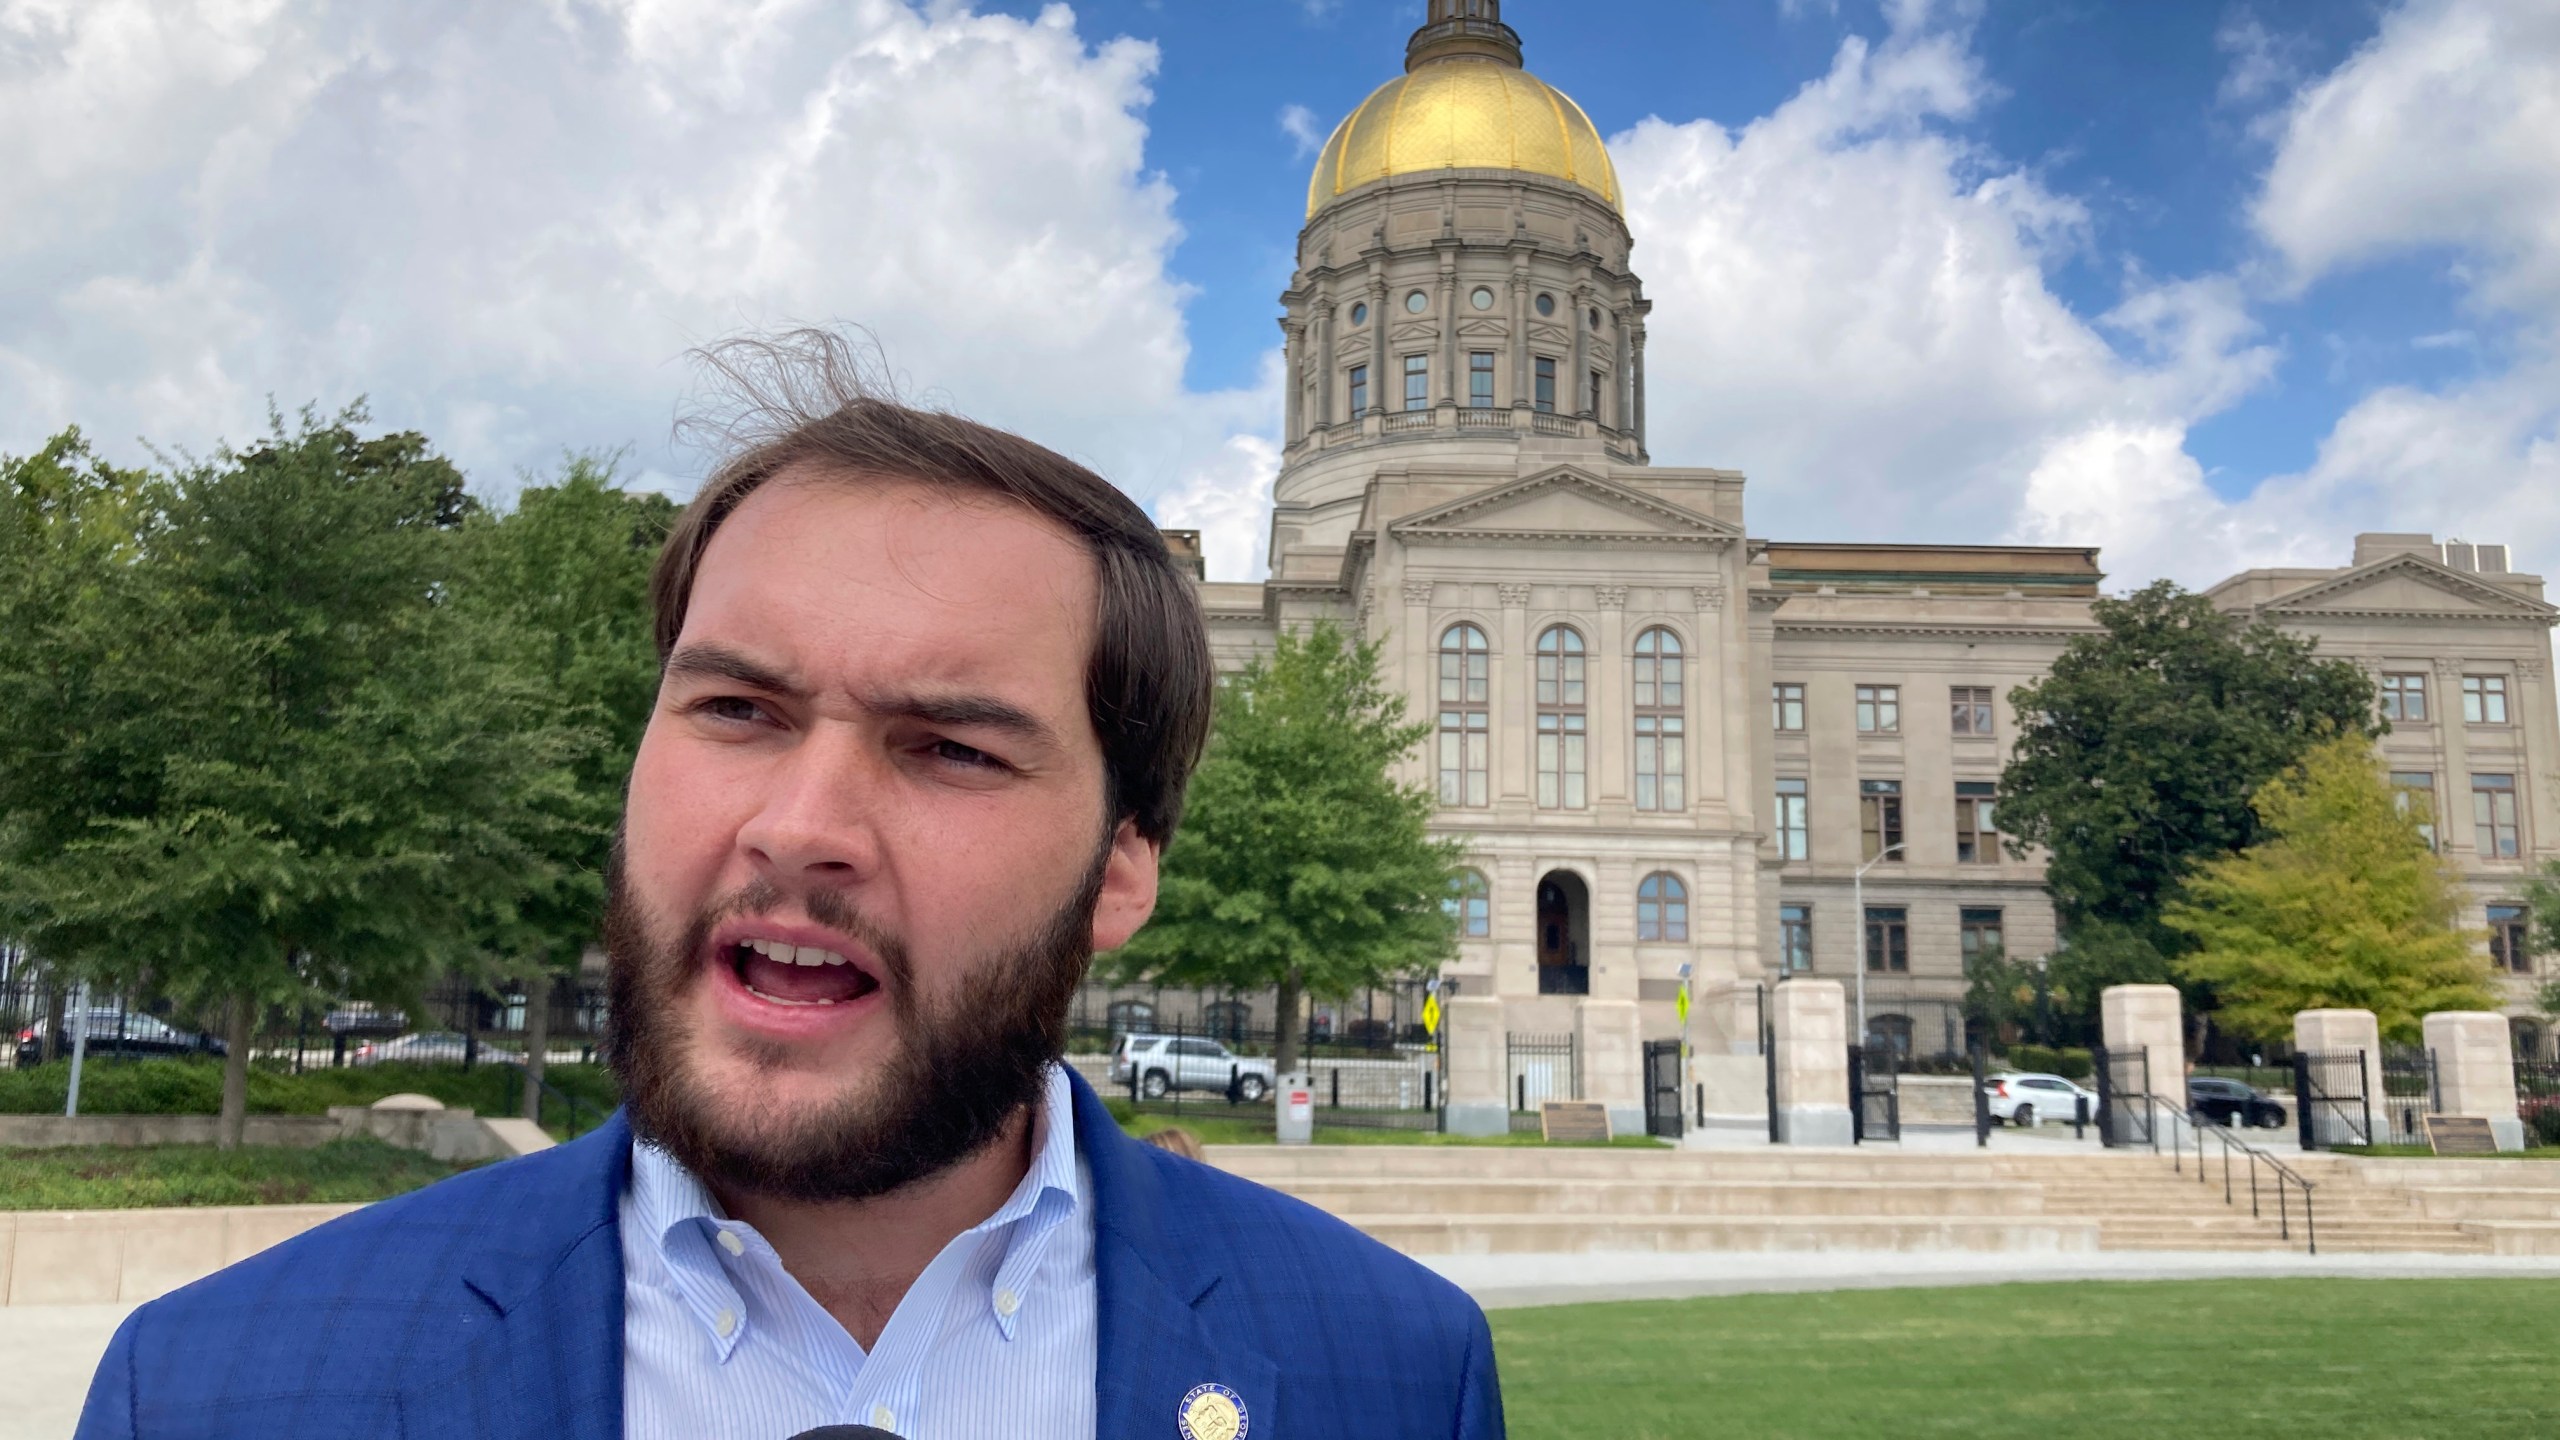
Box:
[2156,1095,2317,1254]
[495,1058,608,1138]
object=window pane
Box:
[1403,354,1429,411]
[1469,351,1495,408]
[1534,357,1556,413]
[1348,365,1368,415]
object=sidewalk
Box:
[2,1302,131,1440]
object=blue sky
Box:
[3,0,2554,586]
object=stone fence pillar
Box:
[1771,978,1851,1146]
[2293,1008,2384,1147]
[1576,998,1645,1139]
[1693,981,1772,1139]
[2101,984,2189,1146]
[1441,994,1507,1137]
[2425,1011,2524,1151]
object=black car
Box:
[13,1009,227,1069]
[2188,1076,2286,1129]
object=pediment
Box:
[1390,320,1438,344]
[1528,322,1572,347]
[1455,318,1510,338]
[1389,466,1740,548]
[2264,556,2556,621]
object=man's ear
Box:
[1089,816,1160,953]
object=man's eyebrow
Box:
[663,644,801,696]
[863,690,1065,751]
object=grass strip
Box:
[1,1138,478,1210]
[1492,1277,2560,1439]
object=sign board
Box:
[1420,992,1441,1037]
[2425,1114,2498,1155]
[1540,1100,1612,1143]
[1674,982,1691,1025]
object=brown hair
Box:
[1139,1126,1206,1161]
[653,330,1214,843]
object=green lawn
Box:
[0,1138,479,1210]
[1492,1278,2560,1439]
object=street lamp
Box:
[1851,842,1905,1049]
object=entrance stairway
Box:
[1207,1145,2500,1256]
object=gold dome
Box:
[1305,62,1621,220]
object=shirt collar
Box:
[627,1062,1085,1350]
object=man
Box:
[77,334,1504,1439]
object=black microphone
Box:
[786,1429,903,1440]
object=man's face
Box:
[608,469,1159,1199]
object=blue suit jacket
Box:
[77,1073,1503,1439]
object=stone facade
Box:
[1136,3,2560,1108]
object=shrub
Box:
[2002,1044,2093,1080]
[0,1058,619,1118]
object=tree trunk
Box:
[217,995,255,1151]
[520,969,551,1122]
[40,980,65,1064]
[1273,970,1304,1077]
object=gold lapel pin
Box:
[1177,1382,1247,1440]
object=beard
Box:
[600,830,1109,1203]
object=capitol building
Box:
[1123,1,2559,1126]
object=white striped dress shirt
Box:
[620,1065,1097,1440]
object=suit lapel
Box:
[403,1112,633,1440]
[1077,1075,1281,1440]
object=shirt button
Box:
[994,1288,1021,1318]
[717,1229,745,1257]
[714,1307,737,1338]
[870,1405,896,1430]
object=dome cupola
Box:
[1305,0,1620,220]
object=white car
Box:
[350,1031,524,1067]
[1108,1034,1274,1102]
[1986,1071,2098,1128]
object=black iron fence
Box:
[2378,1046,2440,1148]
[2091,1044,2155,1148]
[2518,1058,2560,1148]
[1848,1043,1901,1143]
[2293,1050,2374,1149]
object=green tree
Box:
[1999,581,2375,1030]
[451,456,675,1116]
[1114,621,1463,1074]
[2167,736,2495,1043]
[0,410,581,1146]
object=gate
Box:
[2293,1049,2374,1149]
[2379,1047,2440,1147]
[1848,1044,1900,1143]
[2092,1044,2154,1148]
[1643,1038,1685,1138]
[2519,1058,2560,1149]
[1505,1032,1579,1135]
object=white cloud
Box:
[1278,102,1325,158]
[2215,9,2309,107]
[1612,4,2282,584]
[0,0,1264,512]
[2234,0,2560,576]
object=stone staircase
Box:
[1207,1145,2505,1256]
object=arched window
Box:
[1446,868,1491,938]
[1438,624,1490,807]
[1535,625,1587,809]
[1633,627,1685,812]
[1637,872,1688,942]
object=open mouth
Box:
[727,937,883,1008]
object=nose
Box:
[732,722,886,889]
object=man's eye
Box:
[694,696,768,725]
[932,739,1003,771]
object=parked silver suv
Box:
[1108,1033,1274,1102]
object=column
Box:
[1441,993,1507,1136]
[1498,583,1532,801]
[2434,657,2473,858]
[1403,578,1435,791]
[1367,278,1389,417]
[2101,984,2189,1145]
[1771,978,1852,1145]
[1631,321,1649,456]
[1282,320,1304,442]
[1595,587,1628,803]
[2293,1008,2383,1148]
[1615,305,1634,435]
[1438,265,1459,410]
[1314,304,1335,429]
[1570,285,1591,418]
[1509,269,1531,409]
[2425,1011,2524,1150]
[1696,980,1772,1137]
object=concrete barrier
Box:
[2,1204,361,1306]
[0,1106,554,1163]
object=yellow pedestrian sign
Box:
[1421,992,1442,1036]
[1674,982,1691,1025]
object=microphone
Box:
[786,1429,904,1440]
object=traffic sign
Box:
[1420,992,1442,1036]
[1674,982,1691,1025]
